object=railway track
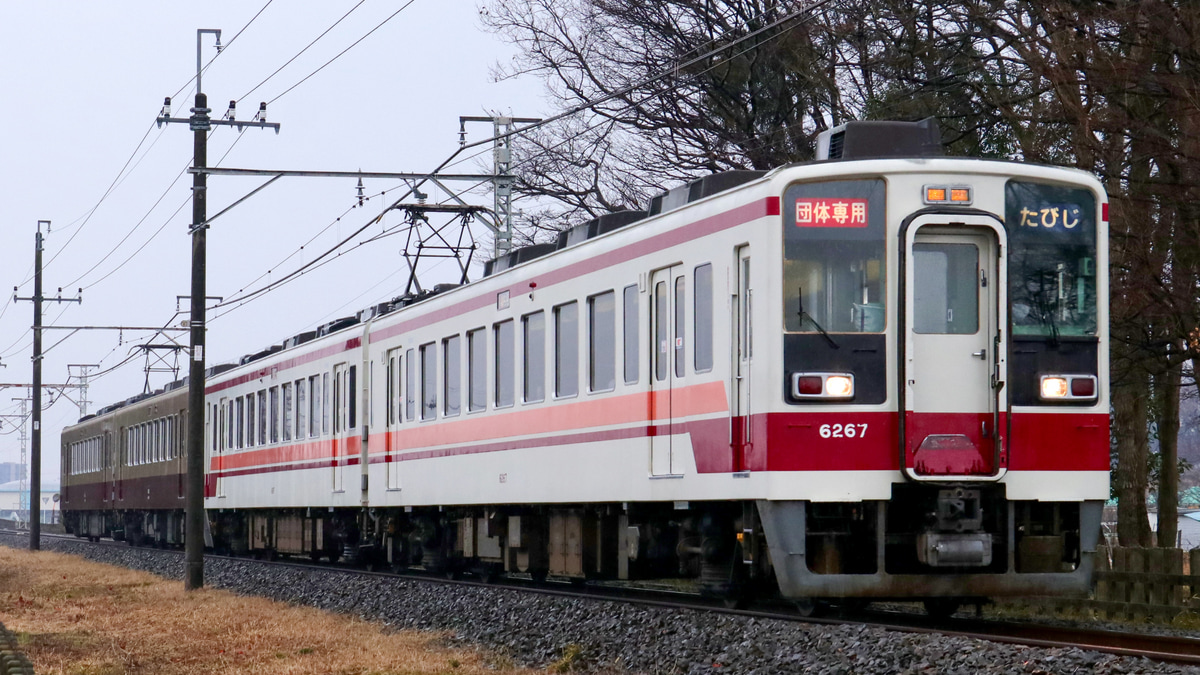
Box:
[11,529,1200,668]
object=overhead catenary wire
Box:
[203,2,830,316]
[237,0,367,104]
[264,0,419,106]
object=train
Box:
[62,119,1110,615]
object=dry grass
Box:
[0,547,540,675]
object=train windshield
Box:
[782,179,886,333]
[1005,181,1098,337]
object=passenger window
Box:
[589,291,616,392]
[322,372,330,435]
[282,383,293,442]
[623,284,638,384]
[405,348,416,421]
[523,311,545,403]
[348,365,357,429]
[296,380,307,439]
[245,395,256,447]
[270,386,280,443]
[468,328,486,412]
[421,342,437,420]
[494,321,515,408]
[674,276,685,378]
[694,264,713,372]
[555,302,579,398]
[258,390,268,445]
[443,335,461,417]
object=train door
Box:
[902,216,1008,480]
[105,431,114,503]
[116,427,125,501]
[217,399,228,498]
[333,363,348,492]
[386,348,403,491]
[731,246,752,472]
[650,265,684,476]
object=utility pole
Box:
[459,115,541,258]
[67,365,102,417]
[156,28,279,590]
[13,220,81,550]
[7,397,28,526]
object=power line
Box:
[266,0,419,106]
[195,2,831,323]
[237,0,367,103]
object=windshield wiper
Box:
[798,286,839,349]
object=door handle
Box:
[972,349,987,360]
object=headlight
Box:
[1039,374,1098,401]
[792,372,855,400]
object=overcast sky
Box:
[0,2,547,486]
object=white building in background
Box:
[0,480,59,525]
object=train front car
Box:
[759,120,1108,611]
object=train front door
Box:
[731,246,751,472]
[650,265,683,476]
[902,216,1008,480]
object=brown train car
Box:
[61,382,188,545]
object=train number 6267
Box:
[819,423,868,439]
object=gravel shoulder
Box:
[4,533,1197,674]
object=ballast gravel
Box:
[4,534,1195,674]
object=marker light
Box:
[796,376,823,395]
[1040,374,1098,401]
[923,185,973,205]
[792,372,855,400]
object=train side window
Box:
[494,320,514,408]
[308,375,321,437]
[323,372,331,434]
[282,382,294,442]
[674,275,686,378]
[348,365,357,429]
[386,350,399,425]
[443,335,461,417]
[405,348,416,421]
[270,386,280,443]
[246,395,257,448]
[654,280,668,382]
[623,284,638,384]
[253,391,262,444]
[694,263,713,373]
[467,328,486,412]
[296,379,307,439]
[333,366,345,433]
[236,397,245,449]
[523,311,546,403]
[227,402,235,451]
[589,291,616,393]
[555,301,579,398]
[420,342,437,420]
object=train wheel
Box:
[923,598,961,619]
[794,598,829,618]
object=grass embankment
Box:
[0,547,540,674]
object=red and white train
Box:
[63,119,1109,613]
